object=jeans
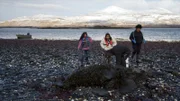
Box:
[80,50,89,65]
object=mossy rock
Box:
[63,65,126,89]
[63,65,148,90]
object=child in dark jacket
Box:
[78,32,92,67]
[129,24,145,63]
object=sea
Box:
[0,28,180,41]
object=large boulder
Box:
[63,65,149,91]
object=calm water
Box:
[0,28,180,41]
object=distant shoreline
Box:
[0,38,179,43]
[0,25,180,29]
[0,26,133,29]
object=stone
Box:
[92,88,109,97]
[119,79,137,93]
[63,65,125,89]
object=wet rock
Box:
[72,88,93,98]
[163,68,180,77]
[0,79,4,91]
[0,40,179,100]
[119,79,137,93]
[63,65,138,89]
[63,64,148,95]
[92,88,109,97]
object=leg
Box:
[121,57,126,67]
[80,50,85,66]
[136,44,142,63]
[131,43,137,59]
[107,56,111,64]
[85,50,90,64]
[115,55,122,66]
[104,50,113,64]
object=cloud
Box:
[146,0,180,13]
[0,0,180,21]
[16,3,69,10]
[113,0,180,13]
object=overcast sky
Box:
[0,0,180,21]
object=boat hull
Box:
[16,35,32,39]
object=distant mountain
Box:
[96,6,134,14]
[0,6,180,28]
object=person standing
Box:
[129,24,145,63]
[100,33,130,67]
[78,32,92,67]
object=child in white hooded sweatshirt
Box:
[100,33,130,67]
[100,33,117,51]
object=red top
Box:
[105,38,113,46]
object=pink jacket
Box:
[78,37,92,50]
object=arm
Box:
[112,38,117,46]
[89,37,93,43]
[100,39,106,50]
[141,32,146,44]
[78,40,82,50]
[130,32,136,43]
[88,37,93,49]
[129,32,133,40]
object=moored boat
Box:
[16,33,32,39]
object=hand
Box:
[143,39,146,44]
[132,39,136,44]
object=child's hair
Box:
[135,24,142,29]
[79,32,87,41]
[105,33,112,41]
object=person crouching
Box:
[100,33,131,67]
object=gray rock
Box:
[72,88,93,98]
[0,79,4,85]
[63,65,125,89]
[92,88,109,97]
[119,79,137,93]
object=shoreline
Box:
[0,39,179,100]
[0,38,180,43]
[0,26,180,29]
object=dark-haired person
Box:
[100,33,117,63]
[100,33,117,51]
[78,32,92,67]
[129,24,146,63]
[100,33,130,67]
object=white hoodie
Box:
[100,37,117,51]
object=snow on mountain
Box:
[0,6,180,27]
[10,14,64,21]
[96,6,134,14]
[145,8,173,14]
[81,6,180,26]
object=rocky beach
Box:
[0,39,179,101]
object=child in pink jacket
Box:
[78,32,92,67]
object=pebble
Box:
[0,40,179,101]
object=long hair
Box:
[105,33,112,41]
[79,32,87,41]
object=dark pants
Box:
[109,45,131,67]
[132,43,142,60]
[104,50,113,64]
[80,50,89,65]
